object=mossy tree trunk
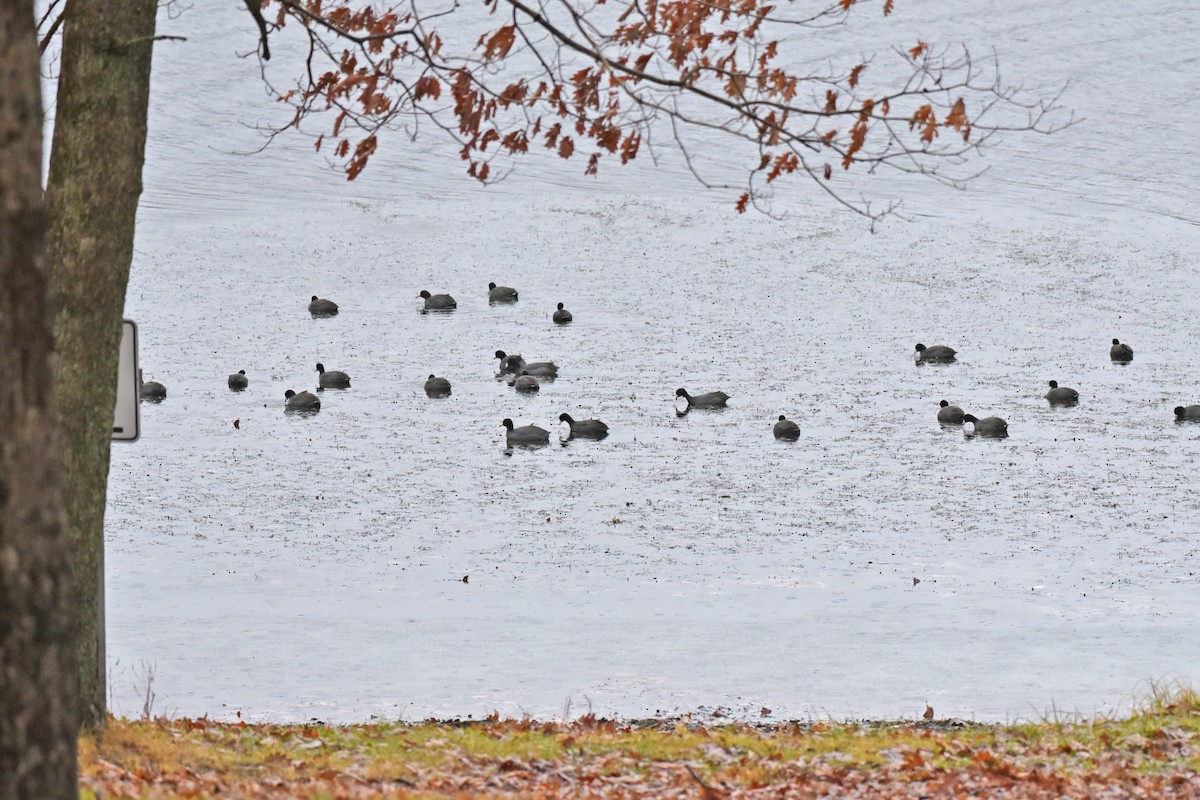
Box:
[0,2,79,797]
[45,0,158,727]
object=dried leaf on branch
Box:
[255,0,1071,222]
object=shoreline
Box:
[80,689,1200,798]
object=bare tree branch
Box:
[243,0,273,60]
[38,10,66,55]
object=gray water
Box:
[104,0,1200,723]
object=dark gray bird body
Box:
[773,415,800,440]
[1175,405,1200,421]
[424,375,451,396]
[1110,338,1133,362]
[284,389,321,411]
[140,380,166,401]
[419,290,457,310]
[676,388,730,408]
[308,295,339,316]
[937,400,964,424]
[1045,380,1079,406]
[488,282,519,303]
[513,372,540,393]
[316,362,351,389]
[553,303,573,324]
[495,350,557,377]
[560,412,608,439]
[228,370,248,391]
[963,413,1008,438]
[495,350,524,375]
[915,343,956,362]
[502,418,549,445]
[519,362,557,378]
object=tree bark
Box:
[0,2,79,797]
[45,0,159,727]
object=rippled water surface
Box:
[104,0,1200,722]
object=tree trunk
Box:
[0,3,79,797]
[46,0,158,727]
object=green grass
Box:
[78,687,1200,798]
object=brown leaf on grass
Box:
[684,764,727,800]
[81,703,1200,800]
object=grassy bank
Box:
[80,691,1200,798]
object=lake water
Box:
[103,0,1200,723]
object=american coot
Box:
[495,350,524,375]
[560,412,608,439]
[308,295,339,317]
[1110,338,1133,362]
[963,413,1008,438]
[502,418,549,446]
[513,372,540,393]
[519,361,558,378]
[937,400,964,424]
[316,362,351,389]
[552,303,573,324]
[140,380,167,401]
[284,389,321,411]
[228,370,248,391]
[424,375,451,397]
[488,282,519,303]
[418,290,457,311]
[676,388,730,408]
[915,343,957,362]
[1045,380,1080,406]
[1174,405,1200,421]
[495,350,558,378]
[773,414,800,440]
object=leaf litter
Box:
[80,690,1200,798]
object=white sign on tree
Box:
[113,320,140,441]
